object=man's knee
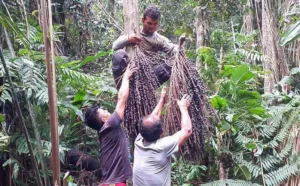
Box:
[153,63,172,85]
[112,49,128,70]
[112,49,129,89]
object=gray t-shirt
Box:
[112,31,178,56]
[133,134,179,186]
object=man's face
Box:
[142,16,159,35]
[97,108,111,123]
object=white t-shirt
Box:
[133,134,179,186]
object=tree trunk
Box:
[123,0,139,59]
[110,0,117,20]
[41,0,61,184]
[241,0,254,35]
[297,39,300,67]
[27,100,50,186]
[261,0,289,93]
[284,125,300,186]
[219,160,225,180]
[194,6,208,51]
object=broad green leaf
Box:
[79,50,111,67]
[280,20,300,46]
[239,165,251,180]
[278,76,294,86]
[238,90,261,100]
[223,65,235,77]
[290,67,300,75]
[245,142,257,150]
[0,114,5,122]
[230,64,254,84]
[248,107,266,116]
[174,28,185,36]
[210,95,227,109]
[73,89,86,103]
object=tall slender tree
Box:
[261,0,289,93]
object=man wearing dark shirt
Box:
[84,66,137,186]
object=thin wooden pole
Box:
[0,49,43,186]
[40,0,60,185]
[123,0,139,59]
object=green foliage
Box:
[0,129,10,152]
[171,157,207,185]
[237,49,265,64]
[265,154,300,186]
[0,11,30,48]
[201,179,261,186]
[280,20,300,46]
[1,0,300,185]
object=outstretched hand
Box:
[176,94,192,109]
[123,65,138,79]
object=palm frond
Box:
[0,11,30,48]
[233,153,261,178]
[201,179,261,186]
[265,157,300,186]
[237,49,265,63]
[267,107,300,148]
[60,67,100,83]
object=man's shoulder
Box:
[153,32,169,40]
[99,112,122,133]
[135,134,164,150]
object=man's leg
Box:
[152,63,172,85]
[112,49,129,90]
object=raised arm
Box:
[150,87,167,118]
[115,66,137,119]
[173,94,192,147]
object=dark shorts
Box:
[112,49,172,89]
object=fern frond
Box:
[201,179,261,186]
[235,133,257,145]
[267,107,300,148]
[275,139,293,160]
[235,121,252,133]
[233,154,261,178]
[260,155,281,171]
[60,67,100,83]
[259,105,294,138]
[237,49,265,63]
[265,160,300,186]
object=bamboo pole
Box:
[40,0,60,185]
[0,49,43,186]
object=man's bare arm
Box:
[172,94,192,147]
[115,66,137,119]
[150,87,167,118]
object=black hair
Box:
[143,5,161,20]
[139,116,163,142]
[84,105,103,131]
